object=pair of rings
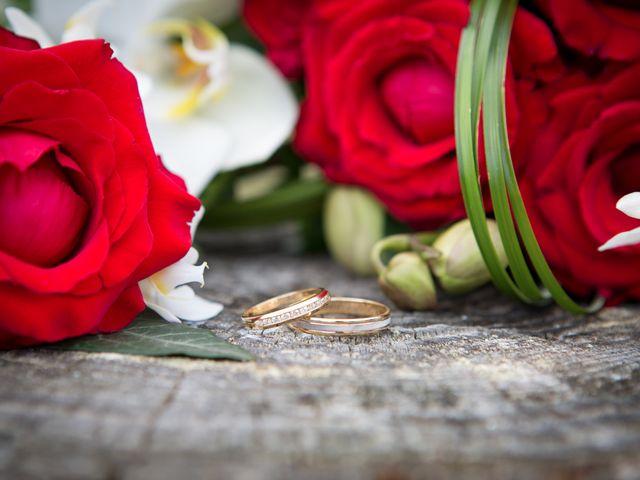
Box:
[241,288,391,336]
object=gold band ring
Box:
[289,297,391,336]
[242,288,330,329]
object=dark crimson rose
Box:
[0,29,200,347]
[292,0,560,229]
[243,0,311,79]
[519,64,640,301]
[535,0,640,61]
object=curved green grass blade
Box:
[481,0,548,303]
[455,0,541,304]
[482,0,604,313]
[455,0,605,314]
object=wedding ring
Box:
[289,297,391,336]
[242,288,330,329]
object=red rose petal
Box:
[380,58,455,145]
[0,27,39,51]
[0,157,89,267]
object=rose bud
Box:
[430,219,507,294]
[324,186,385,276]
[377,251,437,311]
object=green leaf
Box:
[45,315,254,361]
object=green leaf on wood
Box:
[46,315,254,361]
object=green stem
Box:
[200,170,237,210]
[370,232,440,275]
[200,178,329,229]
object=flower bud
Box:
[324,186,385,276]
[430,219,507,294]
[378,252,437,310]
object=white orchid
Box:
[17,0,298,195]
[139,208,223,324]
[5,0,110,47]
[599,193,640,252]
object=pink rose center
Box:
[0,156,89,267]
[380,58,454,145]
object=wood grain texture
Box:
[1,252,639,480]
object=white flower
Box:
[30,0,239,46]
[5,0,110,47]
[17,0,299,195]
[139,208,223,324]
[598,192,640,252]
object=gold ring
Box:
[288,297,391,336]
[242,288,330,329]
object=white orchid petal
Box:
[189,207,205,240]
[151,259,207,293]
[183,35,228,66]
[61,24,96,42]
[150,285,224,323]
[5,7,54,47]
[617,192,640,220]
[143,45,296,190]
[32,0,88,39]
[139,279,181,324]
[140,278,223,324]
[182,246,200,266]
[33,0,148,47]
[31,0,239,48]
[145,300,183,324]
[146,111,231,195]
[598,226,640,252]
[140,206,220,325]
[143,81,187,118]
[60,0,111,42]
[133,70,153,99]
[200,77,228,104]
[201,44,298,171]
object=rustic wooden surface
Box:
[1,251,640,480]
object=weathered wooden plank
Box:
[0,252,639,480]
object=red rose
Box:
[0,29,200,347]
[243,0,311,79]
[519,64,640,301]
[535,0,640,62]
[291,0,559,229]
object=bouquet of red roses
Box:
[244,0,640,307]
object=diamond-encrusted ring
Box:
[288,297,391,336]
[242,288,330,330]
